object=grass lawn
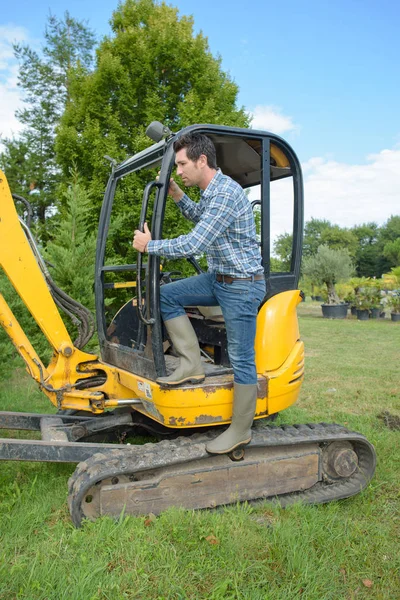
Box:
[0,303,399,599]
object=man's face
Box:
[175,148,204,187]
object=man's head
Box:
[173,132,217,189]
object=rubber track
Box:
[68,423,376,526]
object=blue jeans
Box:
[159,273,266,384]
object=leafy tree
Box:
[45,173,96,314]
[378,216,400,274]
[273,232,293,271]
[351,222,380,277]
[379,215,400,244]
[302,245,354,304]
[352,222,379,246]
[0,139,31,203]
[383,238,400,266]
[303,218,333,257]
[0,12,96,237]
[319,225,358,258]
[56,0,249,269]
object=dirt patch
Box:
[377,411,400,430]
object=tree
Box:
[383,238,400,266]
[302,245,354,304]
[273,232,293,271]
[45,173,96,315]
[319,225,358,258]
[55,0,249,268]
[378,216,400,274]
[0,12,96,237]
[303,218,333,257]
[351,222,380,277]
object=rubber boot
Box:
[157,315,205,387]
[206,382,257,454]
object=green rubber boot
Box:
[206,382,257,454]
[157,315,205,387]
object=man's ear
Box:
[198,154,208,168]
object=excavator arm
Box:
[0,171,111,412]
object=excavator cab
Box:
[96,123,304,416]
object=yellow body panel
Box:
[255,290,302,372]
[0,170,304,425]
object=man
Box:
[133,132,265,454]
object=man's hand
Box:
[168,177,184,202]
[156,172,184,202]
[133,222,152,253]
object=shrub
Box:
[302,245,354,304]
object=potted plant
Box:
[344,292,357,316]
[368,286,382,319]
[302,245,354,318]
[358,282,383,319]
[347,277,369,316]
[388,292,400,322]
[382,268,400,321]
[310,284,323,302]
[356,293,371,321]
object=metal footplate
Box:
[67,423,376,527]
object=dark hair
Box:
[173,132,217,169]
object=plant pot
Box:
[357,309,370,321]
[321,304,348,319]
[391,312,400,322]
[315,295,323,302]
[350,306,357,316]
[370,308,380,319]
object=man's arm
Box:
[167,177,201,223]
[145,191,236,258]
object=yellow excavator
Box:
[0,122,376,526]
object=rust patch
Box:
[257,378,267,398]
[141,400,165,423]
[255,410,268,417]
[203,383,233,395]
[195,414,224,425]
[168,415,186,426]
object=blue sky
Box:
[1,0,399,237]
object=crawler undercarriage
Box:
[1,411,376,527]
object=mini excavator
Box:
[0,122,376,526]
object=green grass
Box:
[0,304,399,599]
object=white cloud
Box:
[249,147,400,251]
[0,24,29,142]
[248,105,298,135]
[303,149,400,227]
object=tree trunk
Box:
[326,282,340,304]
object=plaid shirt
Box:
[147,170,263,277]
